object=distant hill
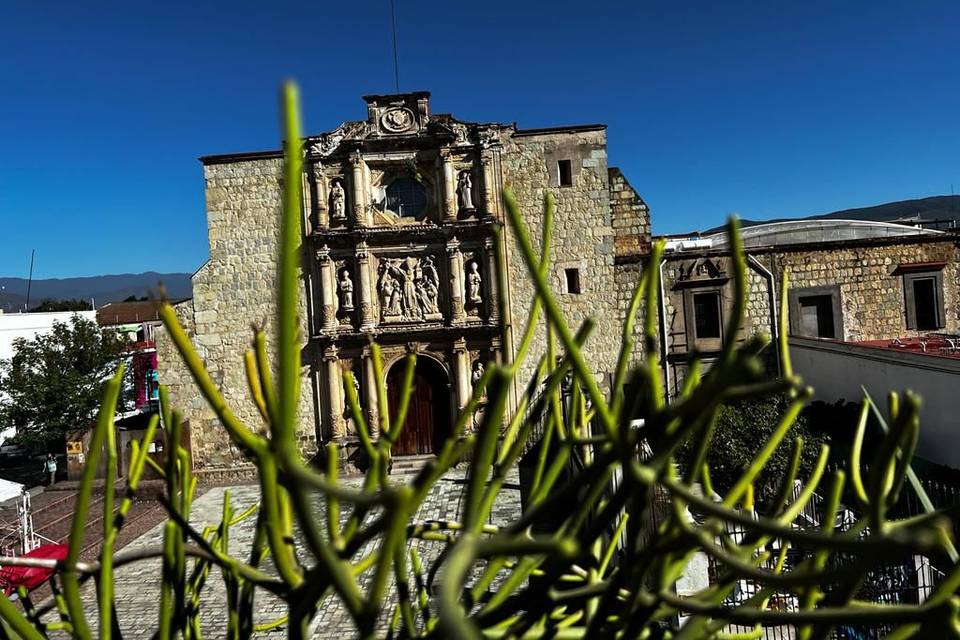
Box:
[702,195,960,234]
[0,272,192,313]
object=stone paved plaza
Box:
[46,467,521,638]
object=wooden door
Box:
[387,360,449,456]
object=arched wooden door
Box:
[386,357,450,456]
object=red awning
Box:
[0,544,69,596]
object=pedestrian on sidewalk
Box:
[44,454,57,487]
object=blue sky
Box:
[1,1,958,278]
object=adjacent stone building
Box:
[658,220,960,398]
[157,91,652,476]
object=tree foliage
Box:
[28,298,93,312]
[0,315,126,449]
[681,394,830,500]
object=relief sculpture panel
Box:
[377,255,443,324]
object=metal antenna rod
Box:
[25,249,35,311]
[389,0,400,93]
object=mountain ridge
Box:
[0,272,192,313]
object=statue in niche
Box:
[457,170,475,212]
[471,360,485,385]
[378,267,403,319]
[466,261,483,306]
[338,269,354,311]
[415,256,441,317]
[329,180,346,222]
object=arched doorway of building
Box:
[386,356,451,456]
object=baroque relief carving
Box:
[377,256,443,323]
[308,121,367,157]
[381,107,416,134]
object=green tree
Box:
[29,298,93,312]
[0,315,127,449]
[680,393,829,501]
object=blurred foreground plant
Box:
[1,83,958,640]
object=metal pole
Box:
[25,249,35,311]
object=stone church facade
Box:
[157,91,651,476]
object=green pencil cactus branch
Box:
[0,82,957,640]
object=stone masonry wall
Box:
[499,130,620,389]
[660,239,960,396]
[610,168,653,368]
[770,240,960,341]
[156,158,317,472]
[609,167,651,259]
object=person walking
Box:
[44,454,57,487]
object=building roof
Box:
[853,335,960,361]
[664,219,946,253]
[97,300,186,326]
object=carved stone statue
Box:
[457,170,475,212]
[385,257,422,320]
[329,180,346,222]
[378,256,443,322]
[379,268,401,320]
[471,360,485,385]
[338,269,354,311]
[466,261,483,306]
[415,256,441,316]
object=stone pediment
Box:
[674,257,728,287]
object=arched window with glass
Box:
[386,178,428,219]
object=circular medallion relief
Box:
[381,107,416,133]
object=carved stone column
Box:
[453,339,471,411]
[314,165,329,229]
[357,242,375,331]
[350,153,369,227]
[440,150,457,222]
[480,150,496,217]
[323,346,346,439]
[317,245,337,332]
[447,237,466,324]
[483,237,500,324]
[362,350,380,440]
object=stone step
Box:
[389,455,435,475]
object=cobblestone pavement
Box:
[44,467,521,639]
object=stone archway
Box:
[386,356,451,456]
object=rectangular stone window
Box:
[558,159,573,187]
[798,295,836,338]
[564,267,582,294]
[788,285,843,339]
[682,286,725,352]
[904,272,944,330]
[693,291,722,339]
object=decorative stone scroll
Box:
[377,255,443,323]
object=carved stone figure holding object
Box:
[378,267,403,319]
[338,269,354,311]
[466,261,483,306]
[457,170,475,212]
[329,180,347,222]
[471,360,485,385]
